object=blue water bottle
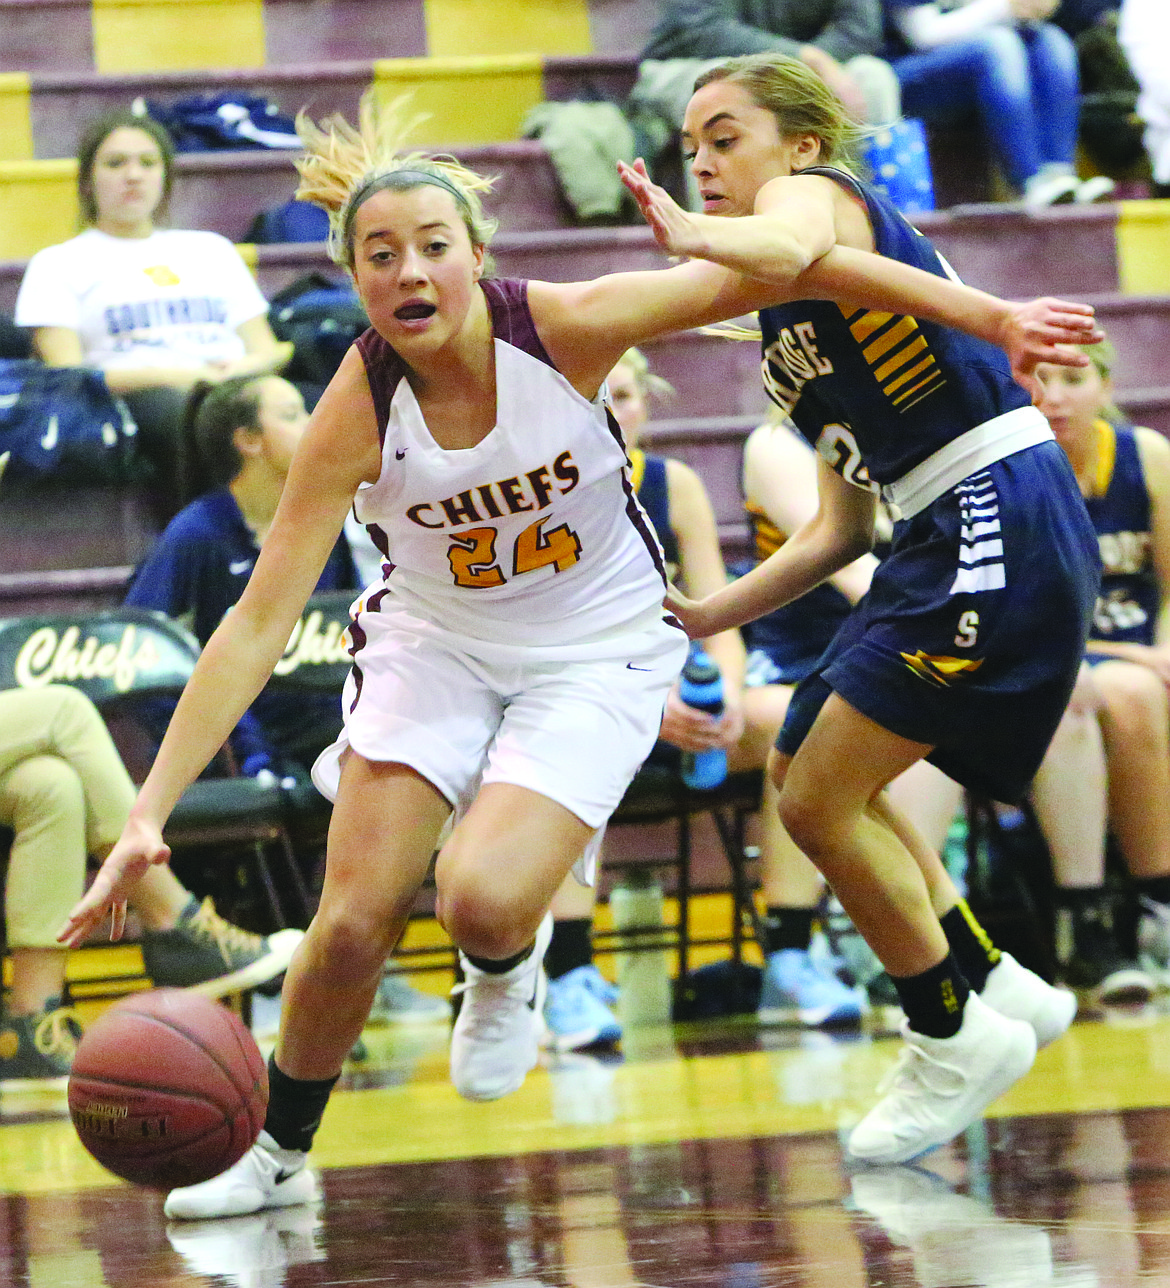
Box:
[678,645,727,790]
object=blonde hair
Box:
[1080,332,1124,424]
[613,347,675,404]
[294,92,499,273]
[695,52,865,169]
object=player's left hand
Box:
[1001,297,1103,394]
[618,159,708,259]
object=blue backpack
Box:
[0,361,139,483]
[144,93,301,152]
[243,198,330,245]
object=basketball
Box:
[68,989,268,1191]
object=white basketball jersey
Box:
[351,279,667,647]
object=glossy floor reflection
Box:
[7,1006,1170,1286]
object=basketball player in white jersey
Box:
[60,92,1099,1220]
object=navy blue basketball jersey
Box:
[758,167,1031,487]
[743,497,851,678]
[1085,421,1158,646]
[630,448,680,580]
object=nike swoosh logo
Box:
[395,448,407,460]
[273,1166,300,1186]
[626,663,652,671]
[229,559,252,575]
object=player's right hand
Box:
[57,817,172,949]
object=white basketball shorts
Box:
[312,598,688,848]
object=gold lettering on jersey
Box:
[14,626,161,692]
[406,451,580,530]
[274,610,352,675]
[1098,529,1150,576]
[761,324,834,415]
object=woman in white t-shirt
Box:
[15,110,292,515]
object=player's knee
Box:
[776,785,839,865]
[306,905,393,978]
[440,880,531,959]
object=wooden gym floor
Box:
[5,912,1170,1287]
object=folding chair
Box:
[597,763,766,986]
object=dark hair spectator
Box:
[14,111,293,520]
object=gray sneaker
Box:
[142,897,304,998]
[367,972,450,1026]
[0,1000,80,1086]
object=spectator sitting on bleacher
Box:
[0,684,303,1084]
[1030,334,1170,1005]
[122,374,445,1027]
[124,374,357,784]
[1118,0,1170,198]
[13,109,293,520]
[642,0,901,125]
[881,0,1115,207]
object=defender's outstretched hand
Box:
[618,158,707,259]
[57,817,171,949]
[1000,297,1103,393]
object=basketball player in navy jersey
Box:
[620,52,1101,1165]
[62,86,1099,1219]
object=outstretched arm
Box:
[800,246,1101,393]
[616,158,1100,390]
[58,348,380,947]
[670,458,876,639]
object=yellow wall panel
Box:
[373,56,544,146]
[93,0,265,73]
[1117,198,1170,296]
[424,0,592,56]
[0,75,33,163]
[0,160,78,261]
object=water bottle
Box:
[678,645,727,789]
[610,873,673,1029]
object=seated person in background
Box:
[1118,0,1170,198]
[642,0,901,124]
[881,0,1115,206]
[0,685,302,1083]
[14,109,292,519]
[1030,334,1170,1003]
[124,374,357,782]
[124,373,445,1027]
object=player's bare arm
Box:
[59,348,380,945]
[670,457,876,639]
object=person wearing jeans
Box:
[884,0,1115,206]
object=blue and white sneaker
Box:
[758,948,865,1027]
[574,963,620,1007]
[543,966,622,1051]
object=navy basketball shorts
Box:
[777,440,1101,803]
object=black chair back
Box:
[0,607,200,702]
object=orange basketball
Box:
[68,989,267,1191]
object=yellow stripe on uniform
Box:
[848,310,893,344]
[863,315,919,364]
